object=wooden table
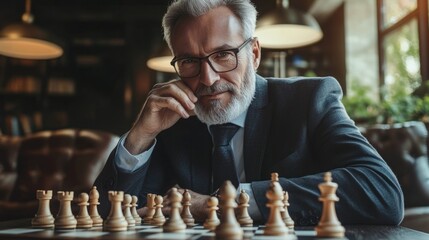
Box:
[1,218,429,240]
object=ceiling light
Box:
[255,0,323,49]
[147,56,175,73]
[146,42,175,73]
[0,0,63,59]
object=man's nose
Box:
[199,60,220,86]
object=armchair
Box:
[0,129,119,221]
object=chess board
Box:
[0,222,318,240]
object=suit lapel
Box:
[244,75,272,182]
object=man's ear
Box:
[252,37,261,70]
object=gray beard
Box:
[194,66,256,125]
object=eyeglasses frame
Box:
[170,37,254,78]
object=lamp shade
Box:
[255,5,323,49]
[146,41,176,73]
[0,22,63,59]
[147,56,176,73]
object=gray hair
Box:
[162,0,257,51]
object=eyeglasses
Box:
[170,37,253,78]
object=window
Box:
[383,19,420,94]
[377,0,429,98]
[382,0,417,28]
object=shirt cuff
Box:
[114,132,157,173]
[239,183,263,222]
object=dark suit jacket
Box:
[94,75,404,225]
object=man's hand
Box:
[136,188,210,222]
[136,206,149,219]
[125,79,197,154]
[163,188,210,222]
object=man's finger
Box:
[137,206,148,217]
[149,95,190,119]
[175,80,198,103]
[154,82,196,111]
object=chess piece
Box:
[264,181,289,236]
[282,191,294,230]
[215,181,243,240]
[271,172,279,182]
[181,189,195,227]
[76,192,93,229]
[54,191,77,229]
[89,186,103,227]
[131,195,142,224]
[151,195,166,226]
[143,193,156,224]
[163,188,186,232]
[123,194,136,228]
[204,196,220,231]
[32,190,55,228]
[237,189,253,227]
[315,172,345,238]
[104,191,128,231]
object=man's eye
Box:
[215,51,234,59]
[180,58,198,65]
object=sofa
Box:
[362,121,429,232]
[0,129,119,221]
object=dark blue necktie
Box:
[210,123,240,191]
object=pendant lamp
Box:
[147,56,176,73]
[255,0,323,49]
[146,42,175,73]
[0,0,63,59]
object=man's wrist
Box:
[115,132,156,172]
[124,130,156,155]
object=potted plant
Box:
[341,82,380,126]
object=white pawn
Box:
[315,172,345,238]
[104,191,128,231]
[215,181,243,240]
[204,196,220,231]
[181,189,195,227]
[163,188,186,232]
[151,195,166,226]
[89,186,103,227]
[123,194,136,228]
[143,193,156,224]
[32,190,55,228]
[55,191,77,229]
[282,191,294,230]
[264,182,289,236]
[76,192,93,229]
[271,172,279,182]
[131,195,142,224]
[237,189,253,227]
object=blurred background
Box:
[0,0,427,135]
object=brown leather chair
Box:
[362,121,429,232]
[0,129,119,221]
[0,135,20,201]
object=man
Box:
[94,0,403,225]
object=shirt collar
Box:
[230,109,247,128]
